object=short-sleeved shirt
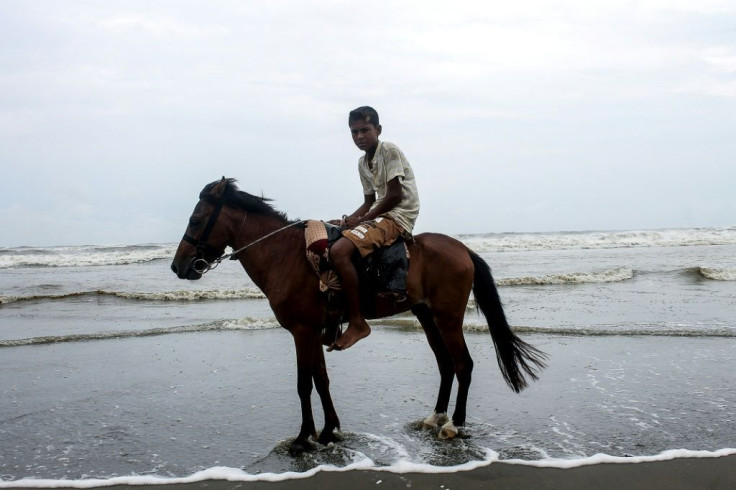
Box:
[358,141,420,233]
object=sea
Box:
[1,226,735,485]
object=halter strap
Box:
[183,199,225,262]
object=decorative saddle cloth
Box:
[305,220,342,292]
[304,220,409,294]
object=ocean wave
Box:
[0,243,176,269]
[459,226,736,252]
[109,288,266,301]
[496,267,634,286]
[508,324,736,338]
[0,318,281,348]
[2,226,735,269]
[2,316,733,348]
[0,292,87,305]
[0,288,266,305]
[0,267,632,306]
[698,267,736,281]
[1,263,723,308]
[372,318,736,338]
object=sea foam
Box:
[496,267,634,286]
[2,226,735,269]
[699,267,736,281]
[0,244,176,269]
[1,448,733,488]
[459,226,736,252]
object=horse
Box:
[171,177,547,453]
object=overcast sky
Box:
[1,0,734,247]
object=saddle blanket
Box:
[304,220,409,293]
[305,220,341,292]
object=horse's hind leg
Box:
[435,310,474,439]
[412,304,455,430]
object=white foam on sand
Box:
[2,448,734,488]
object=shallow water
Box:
[1,329,734,481]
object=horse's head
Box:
[171,177,233,280]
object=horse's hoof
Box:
[438,420,459,440]
[317,428,343,445]
[422,412,449,430]
[289,439,315,454]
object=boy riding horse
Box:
[328,106,420,351]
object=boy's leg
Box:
[328,237,371,350]
[328,217,403,351]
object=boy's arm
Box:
[348,193,376,220]
[345,177,401,228]
[329,193,375,226]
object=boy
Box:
[328,106,420,351]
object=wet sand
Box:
[9,454,735,489]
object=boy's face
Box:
[349,119,381,153]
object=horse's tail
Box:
[468,249,547,392]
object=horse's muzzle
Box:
[170,258,202,280]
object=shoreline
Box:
[3,453,735,489]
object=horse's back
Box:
[406,233,474,307]
[409,232,473,267]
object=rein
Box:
[184,202,304,274]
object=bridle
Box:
[182,196,304,275]
[182,197,226,273]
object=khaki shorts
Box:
[342,216,403,258]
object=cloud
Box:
[1,0,735,245]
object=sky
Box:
[1,0,735,247]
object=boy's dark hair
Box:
[349,106,379,126]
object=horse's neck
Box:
[232,214,303,297]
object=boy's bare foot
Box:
[327,319,371,351]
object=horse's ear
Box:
[211,177,229,197]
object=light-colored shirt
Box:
[358,141,420,233]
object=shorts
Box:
[342,216,403,258]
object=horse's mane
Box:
[200,178,289,222]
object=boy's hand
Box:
[344,216,363,229]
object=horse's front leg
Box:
[312,341,341,444]
[290,327,319,453]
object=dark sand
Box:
[9,455,735,489]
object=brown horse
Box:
[171,178,546,453]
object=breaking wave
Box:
[698,267,736,281]
[2,226,735,269]
[459,226,736,252]
[3,317,734,348]
[0,243,175,269]
[5,265,734,307]
[0,318,282,347]
[0,288,266,305]
[496,267,634,286]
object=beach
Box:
[2,329,735,481]
[7,454,736,489]
[1,227,735,487]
